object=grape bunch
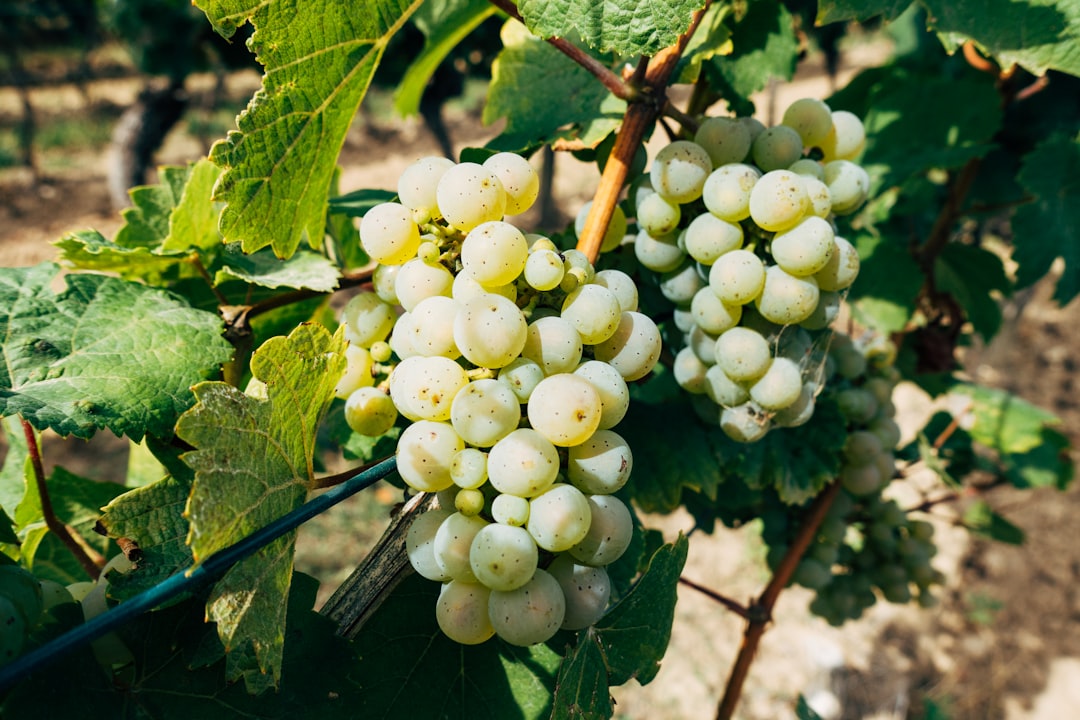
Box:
[628,99,868,443]
[762,332,942,625]
[342,153,662,646]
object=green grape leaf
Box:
[97,473,195,601]
[0,263,234,440]
[483,21,626,151]
[552,536,688,718]
[349,572,561,718]
[160,158,225,253]
[1012,133,1080,304]
[921,0,1080,78]
[675,3,733,84]
[326,168,367,269]
[214,244,340,293]
[703,0,798,113]
[934,243,1011,340]
[395,0,498,116]
[52,230,189,283]
[516,0,706,55]
[115,165,194,250]
[327,188,398,217]
[177,323,345,689]
[0,416,30,530]
[962,500,1025,545]
[194,0,423,258]
[849,231,923,333]
[1005,427,1074,490]
[796,694,827,720]
[816,0,912,23]
[0,510,14,545]
[952,384,1061,455]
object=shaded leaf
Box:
[214,245,340,293]
[0,264,233,440]
[952,384,1060,454]
[178,323,346,689]
[849,231,923,333]
[194,0,424,258]
[53,230,190,283]
[816,0,911,23]
[675,3,733,84]
[517,0,706,56]
[934,243,1011,340]
[327,188,398,218]
[161,159,224,253]
[115,165,193,250]
[963,500,1025,544]
[1005,427,1073,490]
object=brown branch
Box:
[575,2,712,263]
[716,481,841,720]
[487,0,638,102]
[962,41,997,74]
[679,576,750,619]
[917,157,982,276]
[20,419,105,579]
[189,254,230,306]
[663,101,700,134]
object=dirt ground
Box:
[1,48,1078,720]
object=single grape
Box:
[369,340,393,363]
[344,386,398,436]
[748,357,803,410]
[524,248,565,291]
[592,269,639,313]
[814,236,860,291]
[821,110,866,162]
[396,420,464,492]
[840,462,882,496]
[739,116,766,143]
[360,202,421,265]
[342,292,396,348]
[702,163,760,222]
[751,125,804,172]
[573,360,630,430]
[389,311,417,360]
[527,374,603,447]
[568,494,633,567]
[469,524,539,591]
[803,176,833,218]
[770,216,835,277]
[492,493,530,527]
[372,263,400,305]
[406,507,454,581]
[498,357,545,403]
[659,261,706,307]
[522,316,584,376]
[450,448,488,489]
[800,290,841,330]
[719,403,771,443]
[461,220,529,287]
[547,555,611,630]
[749,170,809,232]
[683,213,743,265]
[636,192,682,237]
[788,158,825,180]
[487,428,560,497]
[526,483,592,552]
[488,568,566,646]
[333,345,374,399]
[436,162,507,232]
[691,287,742,335]
[592,311,662,382]
[694,116,752,167]
[687,323,718,365]
[434,511,489,582]
[634,229,686,273]
[708,249,766,305]
[756,266,820,325]
[674,346,710,394]
[561,284,622,344]
[395,257,454,312]
[408,295,461,358]
[454,293,528,369]
[398,156,456,219]
[792,558,832,590]
[450,378,521,448]
[824,160,870,215]
[483,152,540,215]
[650,140,712,203]
[567,430,633,495]
[715,326,772,382]
[437,580,495,645]
[781,98,834,149]
[388,355,468,422]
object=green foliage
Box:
[517,0,706,55]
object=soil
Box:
[1,48,1078,720]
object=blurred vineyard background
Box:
[2,2,1079,718]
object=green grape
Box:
[561,249,596,285]
[469,523,539,591]
[454,293,528,369]
[487,428,560,497]
[748,357,803,410]
[437,580,495,645]
[844,431,883,466]
[694,116,752,167]
[634,229,687,273]
[568,494,633,566]
[770,216,835,277]
[739,116,766,143]
[527,484,592,552]
[687,324,718,365]
[771,382,816,428]
[567,430,633,495]
[461,220,529,287]
[0,565,43,627]
[674,346,710,394]
[703,363,750,407]
[573,360,630,430]
[333,345,374,400]
[813,236,860,291]
[522,316,584,376]
[755,266,820,325]
[683,213,744,265]
[396,420,464,492]
[561,284,622,344]
[436,162,507,232]
[749,170,809,232]
[342,291,396,348]
[369,340,392,363]
[344,387,398,437]
[836,387,879,423]
[38,580,73,611]
[450,448,488,489]
[483,152,540,215]
[821,110,866,162]
[527,374,603,447]
[450,378,521,448]
[709,249,766,305]
[720,402,771,442]
[408,295,461,359]
[591,311,662,382]
[389,311,417,360]
[548,555,611,630]
[788,158,825,180]
[824,160,870,215]
[781,98,834,148]
[658,261,706,307]
[650,140,712,203]
[524,248,565,291]
[360,202,422,265]
[372,263,400,305]
[792,558,832,590]
[452,270,516,304]
[488,568,566,646]
[389,355,468,422]
[715,326,772,382]
[492,493,530,527]
[398,156,456,219]
[395,257,453,312]
[803,176,832,218]
[498,357,545,403]
[0,596,26,667]
[434,511,489,583]
[702,163,760,222]
[840,462,881,496]
[593,269,639,313]
[799,290,841,330]
[406,508,454,581]
[751,125,804,172]
[636,191,682,237]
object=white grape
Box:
[770,216,835,277]
[396,420,464,492]
[814,235,860,291]
[674,346,710,394]
[461,220,529,287]
[803,176,833,218]
[498,357,545,403]
[781,98,834,148]
[360,202,421,265]
[650,140,712,203]
[406,507,453,581]
[433,511,489,582]
[372,263,400,305]
[702,163,760,222]
[749,170,809,232]
[708,248,766,305]
[454,293,528,369]
[483,152,539,215]
[524,248,565,291]
[694,116,752,167]
[395,257,453,312]
[451,271,516,304]
[342,292,396,348]
[821,110,866,162]
[634,229,686,273]
[659,261,706,307]
[592,311,662,382]
[772,382,816,428]
[486,428,560,497]
[526,483,592,552]
[568,494,633,566]
[703,363,750,407]
[573,360,630,430]
[491,493,530,527]
[715,326,772,382]
[344,386,397,436]
[521,315,583,377]
[469,523,539,592]
[436,162,506,232]
[592,269,639,312]
[824,160,870,215]
[527,373,602,447]
[636,192,682,237]
[567,429,633,495]
[437,580,495,645]
[575,201,628,253]
[756,265,820,325]
[398,156,456,219]
[408,295,461,358]
[561,284,622,344]
[691,287,742,335]
[720,403,771,443]
[389,310,417,359]
[450,378,521,448]
[687,323,718,365]
[547,555,611,630]
[748,356,803,410]
[683,213,743,265]
[334,345,374,399]
[488,569,565,646]
[388,355,468,422]
[751,125,804,172]
[450,447,488,489]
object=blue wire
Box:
[0,455,397,694]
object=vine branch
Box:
[679,576,750,619]
[20,418,105,579]
[715,481,842,720]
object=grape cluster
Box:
[343,154,662,646]
[762,333,942,625]
[628,99,868,443]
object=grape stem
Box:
[486,0,640,102]
[715,480,842,720]
[575,2,712,263]
[19,418,106,579]
[678,576,750,619]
